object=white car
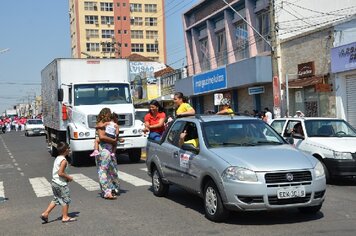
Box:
[25,119,45,136]
[271,117,356,182]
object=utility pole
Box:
[269,0,281,118]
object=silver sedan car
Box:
[146,115,326,222]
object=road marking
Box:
[29,177,53,197]
[118,171,151,186]
[71,174,100,191]
[140,168,147,172]
[0,182,5,199]
[17,167,22,172]
[14,163,18,166]
[0,164,13,169]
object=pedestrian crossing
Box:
[0,168,151,199]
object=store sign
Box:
[315,84,331,92]
[298,61,315,78]
[331,41,356,73]
[248,86,265,95]
[193,67,227,94]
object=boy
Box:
[40,142,76,223]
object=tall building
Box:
[69,0,166,63]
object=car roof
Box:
[178,114,259,123]
[272,117,345,121]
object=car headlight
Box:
[333,151,352,159]
[132,129,137,134]
[85,132,90,137]
[222,167,258,182]
[314,161,325,178]
[79,132,84,137]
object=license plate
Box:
[33,129,39,133]
[277,186,306,199]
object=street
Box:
[1,131,356,236]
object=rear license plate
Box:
[277,186,306,199]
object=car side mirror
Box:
[181,143,199,154]
[292,133,305,140]
[286,136,294,145]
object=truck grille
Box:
[87,113,132,128]
[265,171,312,184]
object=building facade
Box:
[69,0,166,63]
[176,0,273,114]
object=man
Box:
[264,107,273,125]
[294,110,305,118]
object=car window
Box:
[27,120,43,125]
[283,120,301,137]
[270,120,286,134]
[167,121,185,146]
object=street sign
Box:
[248,86,265,95]
[214,93,223,106]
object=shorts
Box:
[51,182,71,206]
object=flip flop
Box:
[62,217,77,223]
[40,215,48,223]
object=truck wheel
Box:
[152,168,169,197]
[203,180,229,222]
[128,148,141,163]
[298,204,322,214]
[70,151,80,167]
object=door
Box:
[282,120,305,148]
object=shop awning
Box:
[283,76,325,89]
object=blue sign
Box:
[193,67,227,94]
[248,86,265,95]
[331,41,356,73]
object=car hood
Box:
[308,137,356,152]
[209,145,316,172]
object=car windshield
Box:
[74,83,132,106]
[27,119,43,125]
[202,119,285,148]
[305,119,356,137]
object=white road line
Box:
[0,182,5,199]
[71,174,100,191]
[29,177,53,197]
[140,168,147,172]
[118,171,151,186]
[0,164,13,169]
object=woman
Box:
[173,92,195,116]
[96,108,120,199]
[143,100,166,141]
[216,98,234,115]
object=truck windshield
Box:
[74,83,132,106]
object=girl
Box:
[173,92,195,116]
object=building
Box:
[175,0,273,114]
[68,0,166,63]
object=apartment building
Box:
[69,0,166,63]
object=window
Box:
[84,2,97,11]
[118,30,121,34]
[145,17,157,26]
[101,42,115,53]
[200,39,210,71]
[131,44,144,52]
[117,16,120,20]
[123,16,127,21]
[146,44,158,53]
[123,3,126,7]
[148,57,159,61]
[101,30,114,38]
[256,11,270,53]
[145,4,157,13]
[85,15,99,24]
[130,3,142,12]
[85,29,99,38]
[100,2,113,11]
[124,43,128,47]
[116,3,120,7]
[146,30,158,39]
[131,30,143,39]
[216,31,227,66]
[101,16,114,25]
[167,121,185,145]
[124,30,127,34]
[131,17,143,26]
[235,21,249,59]
[86,43,100,52]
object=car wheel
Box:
[298,204,322,214]
[152,168,169,197]
[204,180,229,222]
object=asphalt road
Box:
[1,131,356,236]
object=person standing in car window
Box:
[174,92,195,117]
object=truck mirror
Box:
[58,89,64,102]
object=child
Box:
[40,142,76,223]
[90,112,120,157]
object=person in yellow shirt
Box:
[174,92,196,116]
[179,130,199,148]
[216,98,234,115]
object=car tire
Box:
[320,161,331,184]
[298,204,322,214]
[152,168,169,197]
[128,148,141,163]
[203,180,229,222]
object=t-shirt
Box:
[265,111,272,124]
[144,112,166,134]
[52,155,69,186]
[176,103,193,115]
[105,121,117,139]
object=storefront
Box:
[331,41,356,128]
[175,56,273,115]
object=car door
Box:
[281,120,305,148]
[160,120,185,184]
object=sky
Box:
[0,0,199,114]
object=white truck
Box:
[5,109,17,118]
[41,58,147,166]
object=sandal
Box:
[40,215,48,223]
[62,217,77,223]
[104,193,117,200]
